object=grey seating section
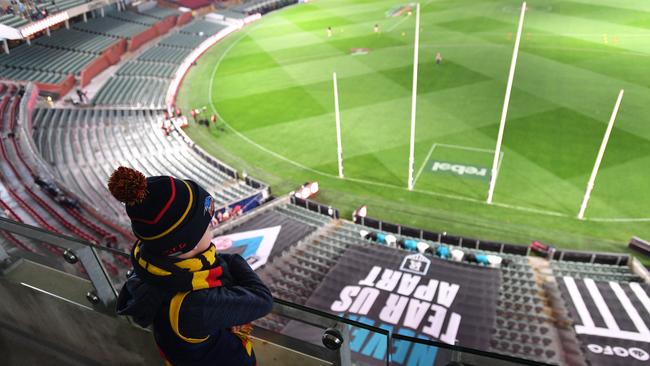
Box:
[158,33,206,49]
[0,67,68,84]
[178,20,227,36]
[116,61,177,79]
[31,108,258,224]
[106,10,159,26]
[35,29,118,55]
[91,76,169,108]
[141,6,180,20]
[73,16,149,39]
[137,45,193,64]
[0,44,95,75]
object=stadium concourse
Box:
[0,1,648,366]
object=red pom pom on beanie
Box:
[108,167,148,206]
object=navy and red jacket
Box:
[117,254,273,366]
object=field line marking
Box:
[200,19,643,223]
[586,217,650,223]
[413,143,436,189]
[435,143,496,154]
[386,14,411,33]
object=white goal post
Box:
[407,2,421,191]
[486,2,527,204]
[577,89,625,219]
[333,72,344,178]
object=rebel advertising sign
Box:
[290,244,501,365]
[559,277,650,366]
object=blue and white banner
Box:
[212,226,281,270]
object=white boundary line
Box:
[198,20,650,223]
[412,143,505,190]
[413,143,437,187]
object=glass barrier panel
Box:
[390,334,552,366]
[0,227,90,281]
[257,299,391,366]
[93,245,130,290]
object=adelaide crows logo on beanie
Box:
[108,167,215,257]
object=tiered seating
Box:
[116,61,177,79]
[140,6,180,20]
[0,13,29,28]
[106,10,158,26]
[0,67,68,84]
[35,28,118,55]
[90,18,228,107]
[0,84,133,279]
[73,16,149,39]
[0,44,95,74]
[158,33,206,49]
[90,76,169,107]
[137,45,193,64]
[551,260,640,282]
[31,108,259,224]
[232,0,297,15]
[178,19,227,36]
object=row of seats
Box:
[90,76,169,107]
[106,9,159,26]
[35,28,119,55]
[0,0,87,28]
[137,45,193,64]
[31,108,259,224]
[73,15,150,39]
[0,84,131,282]
[0,67,69,84]
[116,61,177,79]
[0,44,95,75]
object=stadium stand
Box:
[73,15,150,39]
[0,0,88,28]
[34,28,119,55]
[178,19,227,36]
[90,76,169,107]
[31,107,260,224]
[91,18,228,107]
[0,44,95,74]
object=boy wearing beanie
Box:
[112,167,272,366]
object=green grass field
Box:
[177,0,650,260]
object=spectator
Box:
[112,167,272,366]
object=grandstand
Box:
[0,1,649,366]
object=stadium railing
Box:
[0,216,552,365]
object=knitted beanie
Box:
[108,167,216,257]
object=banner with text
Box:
[289,244,501,366]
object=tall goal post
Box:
[486,2,527,204]
[577,89,625,220]
[407,2,421,191]
[333,72,344,178]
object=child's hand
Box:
[231,323,253,335]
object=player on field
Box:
[435,52,443,65]
[327,26,332,37]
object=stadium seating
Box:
[0,67,68,84]
[178,19,227,36]
[106,10,159,26]
[140,6,180,20]
[31,108,260,225]
[0,44,95,75]
[136,45,193,64]
[0,0,88,28]
[35,28,119,55]
[90,76,169,107]
[0,84,132,277]
[73,16,150,39]
[116,60,177,79]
